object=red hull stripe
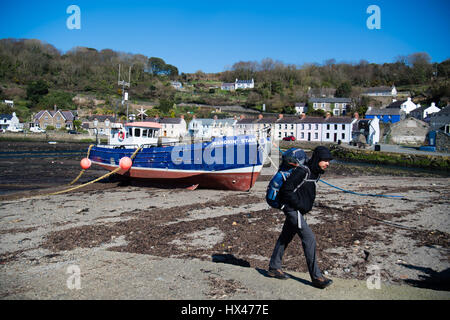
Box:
[93,162,262,191]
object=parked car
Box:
[30,126,46,133]
[68,130,79,134]
[7,127,23,132]
[282,135,296,141]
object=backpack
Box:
[266,148,310,209]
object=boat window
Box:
[135,128,141,137]
[142,129,148,137]
[149,129,154,138]
[128,128,132,137]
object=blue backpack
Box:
[266,148,310,209]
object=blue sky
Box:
[0,0,449,74]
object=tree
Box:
[148,57,167,75]
[335,82,352,97]
[26,80,48,104]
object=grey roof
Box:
[0,114,12,120]
[386,100,406,108]
[87,115,116,122]
[309,97,351,103]
[363,86,392,93]
[324,116,354,124]
[366,108,402,116]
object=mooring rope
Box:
[47,145,142,196]
[271,143,406,199]
[67,144,95,185]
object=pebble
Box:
[344,268,350,273]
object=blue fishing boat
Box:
[88,121,270,191]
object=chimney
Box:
[325,112,331,119]
[180,115,184,119]
[240,114,245,120]
[431,102,436,107]
[233,115,237,120]
[278,114,283,120]
[392,99,397,103]
[353,112,359,120]
[54,104,57,112]
[213,115,218,120]
[258,114,263,120]
[300,113,306,119]
[192,115,196,119]
[407,97,411,102]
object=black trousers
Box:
[269,210,323,280]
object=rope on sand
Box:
[47,146,142,196]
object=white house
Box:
[424,102,441,119]
[146,116,187,139]
[295,116,323,142]
[235,78,254,89]
[294,103,308,114]
[387,97,417,114]
[0,112,22,131]
[363,85,397,97]
[321,116,353,143]
[188,116,236,139]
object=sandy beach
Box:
[0,141,449,300]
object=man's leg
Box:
[268,211,297,271]
[296,213,323,280]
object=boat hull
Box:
[88,135,268,191]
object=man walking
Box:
[267,146,333,289]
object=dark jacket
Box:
[279,146,332,214]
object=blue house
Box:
[365,107,403,123]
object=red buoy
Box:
[119,157,132,170]
[80,158,91,170]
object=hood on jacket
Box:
[307,146,333,175]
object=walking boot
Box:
[267,268,289,280]
[311,276,333,289]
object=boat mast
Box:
[118,64,131,121]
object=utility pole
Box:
[118,64,131,120]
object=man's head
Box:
[308,146,333,174]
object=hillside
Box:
[0,38,449,122]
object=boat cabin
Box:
[109,122,162,146]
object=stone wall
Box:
[436,131,450,153]
[0,131,95,142]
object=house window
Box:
[308,124,311,130]
[326,133,330,139]
[135,128,141,137]
[291,124,294,129]
[278,132,281,138]
[342,124,345,130]
[279,124,282,129]
[314,133,318,139]
[326,124,330,130]
[342,133,345,139]
[334,124,338,130]
[315,124,319,130]
[284,124,288,129]
[301,132,304,139]
[313,103,318,110]
[333,109,340,116]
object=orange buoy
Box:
[80,158,91,170]
[119,157,132,170]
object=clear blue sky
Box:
[1,0,449,74]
